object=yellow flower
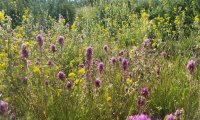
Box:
[78,68,85,75]
[126,78,133,85]
[75,79,83,85]
[0,63,6,70]
[25,42,31,47]
[104,93,111,103]
[68,72,75,80]
[194,15,199,23]
[0,11,5,21]
[33,66,40,73]
[0,53,7,58]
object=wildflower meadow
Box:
[0,0,200,120]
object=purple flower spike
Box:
[98,62,104,73]
[119,50,124,56]
[47,59,54,66]
[175,109,182,117]
[20,43,28,59]
[0,100,8,115]
[137,96,145,107]
[50,44,56,53]
[129,114,151,120]
[142,39,152,49]
[166,114,175,120]
[58,36,64,46]
[94,79,101,87]
[36,34,44,47]
[45,80,49,86]
[111,57,117,64]
[141,87,149,97]
[103,45,108,52]
[187,60,196,74]
[57,71,65,81]
[66,81,72,89]
[86,46,93,61]
[122,59,128,71]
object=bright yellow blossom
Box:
[0,11,5,21]
[75,79,83,85]
[126,78,133,85]
[78,68,85,75]
[33,66,40,73]
[104,93,111,104]
[0,53,7,58]
[68,72,75,80]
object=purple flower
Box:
[47,59,54,66]
[142,39,152,49]
[78,64,84,68]
[103,45,108,52]
[45,80,49,86]
[94,79,101,87]
[86,46,93,61]
[0,100,8,115]
[50,44,56,53]
[187,60,196,74]
[166,114,175,120]
[20,43,28,59]
[66,81,72,89]
[119,57,122,62]
[122,59,128,71]
[57,71,65,81]
[119,50,124,56]
[141,87,149,97]
[58,36,64,46]
[98,62,104,73]
[36,34,44,47]
[129,114,151,120]
[137,96,145,107]
[111,57,117,64]
[175,109,182,117]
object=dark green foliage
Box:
[0,0,75,28]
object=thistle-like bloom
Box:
[20,43,29,59]
[94,79,101,87]
[175,109,182,117]
[122,59,128,71]
[128,114,151,120]
[50,44,56,53]
[137,96,145,107]
[98,62,104,73]
[166,114,175,120]
[187,60,196,74]
[119,50,124,56]
[111,57,117,64]
[141,87,149,98]
[57,71,65,81]
[86,46,93,61]
[36,34,43,47]
[45,80,49,86]
[78,64,84,68]
[47,59,54,66]
[66,81,72,89]
[142,39,152,49]
[58,36,64,46]
[103,45,108,52]
[0,100,8,115]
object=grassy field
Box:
[0,0,200,120]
